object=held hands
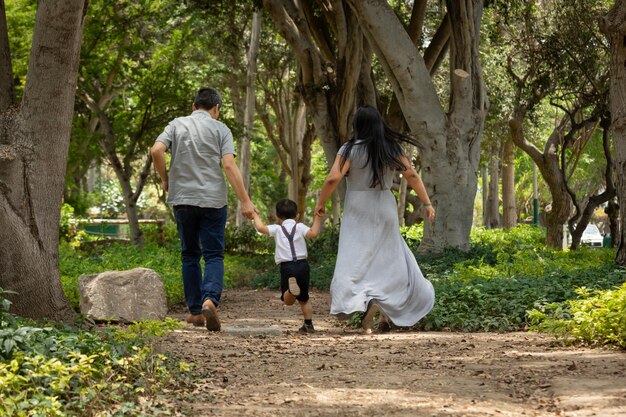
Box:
[314,203,325,217]
[241,200,259,219]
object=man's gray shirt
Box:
[155,110,235,208]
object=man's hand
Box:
[241,200,258,219]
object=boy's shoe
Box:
[201,300,221,332]
[298,323,315,334]
[288,277,301,297]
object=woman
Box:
[315,106,435,333]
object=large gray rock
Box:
[79,267,168,322]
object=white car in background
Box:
[581,224,604,248]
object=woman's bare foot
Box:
[362,303,379,334]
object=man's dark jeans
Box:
[174,205,227,315]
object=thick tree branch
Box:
[424,13,451,74]
[407,0,428,45]
[346,0,446,141]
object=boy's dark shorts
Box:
[279,259,310,302]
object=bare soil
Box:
[159,289,626,417]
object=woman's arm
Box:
[315,155,350,216]
[400,155,435,224]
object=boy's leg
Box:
[298,300,315,333]
[298,300,312,320]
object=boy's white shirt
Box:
[266,218,311,264]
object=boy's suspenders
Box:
[280,223,298,261]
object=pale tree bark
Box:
[263,0,370,222]
[348,0,487,252]
[502,138,516,228]
[600,0,626,264]
[258,84,314,220]
[0,0,14,111]
[263,0,364,166]
[287,98,307,204]
[389,7,450,225]
[0,0,86,321]
[236,9,262,227]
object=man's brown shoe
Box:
[201,300,221,332]
[186,313,205,327]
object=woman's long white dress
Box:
[330,143,435,326]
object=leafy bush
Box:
[225,224,273,254]
[528,282,626,347]
[417,243,625,332]
[59,203,79,242]
[0,290,187,416]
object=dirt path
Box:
[159,289,626,417]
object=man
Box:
[151,87,257,331]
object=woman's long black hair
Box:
[340,106,418,189]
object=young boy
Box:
[252,199,322,333]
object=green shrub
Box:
[528,282,626,347]
[417,248,625,332]
[0,291,186,416]
[225,224,273,254]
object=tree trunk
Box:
[510,114,574,248]
[288,98,306,205]
[502,138,516,228]
[97,112,147,245]
[485,155,500,229]
[606,199,619,248]
[481,164,488,226]
[236,9,262,227]
[568,118,615,250]
[600,0,626,264]
[0,0,85,321]
[263,0,343,164]
[348,0,486,252]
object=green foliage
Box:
[90,180,128,218]
[225,224,273,254]
[0,291,186,416]
[529,283,626,348]
[4,0,36,100]
[59,203,79,242]
[416,226,624,333]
